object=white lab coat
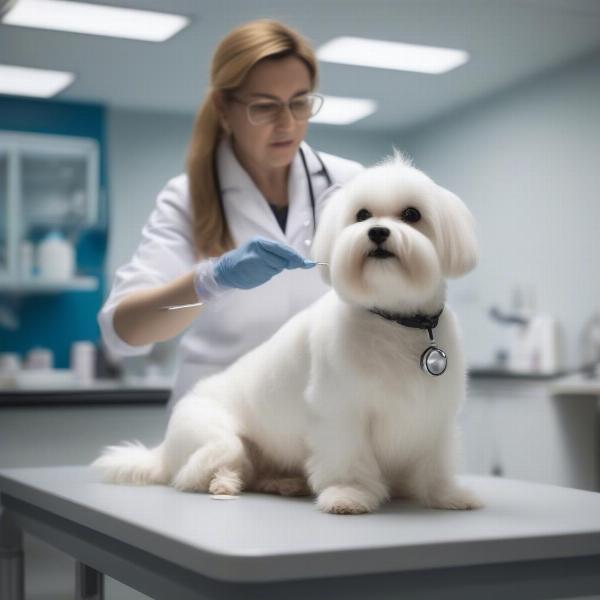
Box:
[98,136,364,410]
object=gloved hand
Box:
[214,236,316,289]
[193,237,316,301]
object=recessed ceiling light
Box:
[0,64,74,97]
[317,36,469,74]
[310,95,377,125]
[2,0,189,42]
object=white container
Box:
[24,347,54,370]
[509,315,561,374]
[0,352,21,375]
[37,231,75,280]
[71,341,96,383]
[528,315,561,373]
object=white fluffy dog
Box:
[93,150,483,515]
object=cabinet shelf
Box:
[0,276,98,293]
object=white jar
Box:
[24,347,53,370]
[37,231,75,280]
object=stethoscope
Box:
[212,141,333,236]
[299,145,333,235]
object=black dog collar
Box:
[368,305,448,376]
[369,306,444,340]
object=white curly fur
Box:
[92,151,483,515]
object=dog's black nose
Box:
[368,227,390,245]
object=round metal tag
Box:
[420,346,447,376]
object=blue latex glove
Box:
[213,236,316,290]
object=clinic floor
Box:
[24,533,600,600]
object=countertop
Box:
[0,376,172,406]
[1,369,595,408]
[468,367,567,380]
[548,373,600,396]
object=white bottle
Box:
[507,285,535,372]
[71,341,96,383]
[527,315,561,374]
[37,231,75,281]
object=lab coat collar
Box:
[215,135,323,246]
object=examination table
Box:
[1,466,600,599]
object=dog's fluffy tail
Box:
[91,440,169,485]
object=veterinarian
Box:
[98,19,364,411]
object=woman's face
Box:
[218,55,313,172]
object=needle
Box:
[160,301,204,311]
[159,262,329,311]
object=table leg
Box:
[75,561,104,600]
[0,508,24,600]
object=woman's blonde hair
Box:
[186,19,319,258]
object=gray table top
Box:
[1,466,599,583]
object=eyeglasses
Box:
[227,93,324,126]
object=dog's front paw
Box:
[208,467,243,496]
[316,485,380,515]
[422,485,484,510]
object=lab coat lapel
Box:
[284,147,308,249]
[286,141,327,250]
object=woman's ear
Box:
[212,90,226,114]
[212,92,230,131]
[434,187,479,278]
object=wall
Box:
[401,50,600,370]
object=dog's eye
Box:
[401,207,421,223]
[356,209,372,222]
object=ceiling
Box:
[1,0,600,133]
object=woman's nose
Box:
[274,104,295,128]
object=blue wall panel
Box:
[0,95,108,368]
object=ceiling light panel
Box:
[317,37,469,74]
[0,64,74,97]
[2,0,189,41]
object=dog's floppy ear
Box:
[434,186,479,277]
[311,184,345,284]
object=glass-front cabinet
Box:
[0,131,99,292]
[0,149,9,276]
